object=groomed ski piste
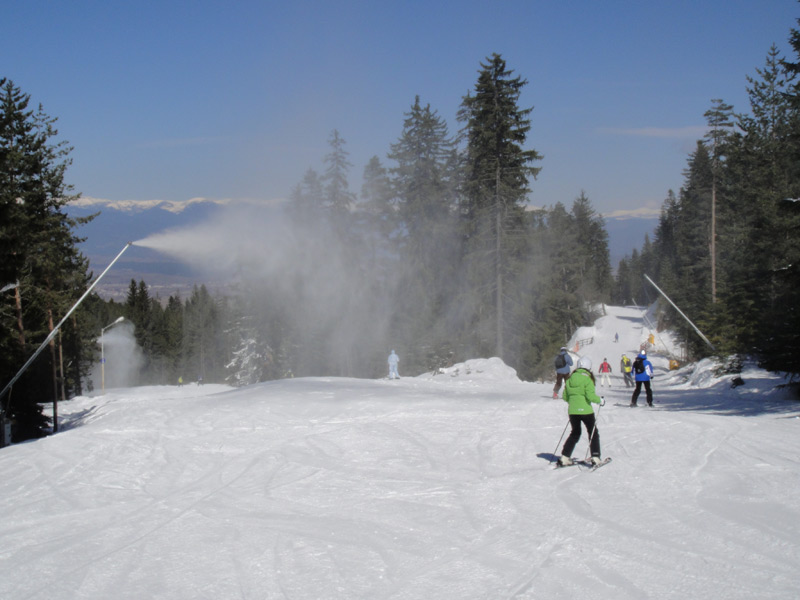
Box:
[1,305,799,599]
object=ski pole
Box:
[552,418,570,460]
[584,399,603,461]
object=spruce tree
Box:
[570,191,613,301]
[288,168,324,225]
[703,99,734,304]
[360,156,395,240]
[0,79,94,440]
[457,54,542,360]
[747,40,800,372]
[387,96,460,371]
[0,79,93,440]
[322,130,356,217]
[675,143,714,318]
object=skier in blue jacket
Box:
[630,351,654,407]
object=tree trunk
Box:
[496,201,503,358]
[14,285,25,348]
[711,178,717,303]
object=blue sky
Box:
[3,0,798,217]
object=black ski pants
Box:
[631,380,653,405]
[553,372,569,395]
[561,413,600,458]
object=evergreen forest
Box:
[3,16,800,441]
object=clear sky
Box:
[3,0,798,217]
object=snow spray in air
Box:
[132,205,300,278]
[133,202,398,376]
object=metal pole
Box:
[585,401,603,461]
[552,418,570,460]
[101,333,105,393]
[643,274,716,351]
[0,242,133,411]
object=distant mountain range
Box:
[66,197,658,301]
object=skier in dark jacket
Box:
[630,351,654,407]
[552,347,573,399]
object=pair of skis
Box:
[554,457,612,472]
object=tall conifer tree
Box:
[387,97,460,370]
[457,54,542,360]
[0,79,94,440]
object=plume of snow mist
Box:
[133,204,306,281]
[91,322,144,390]
[133,202,398,377]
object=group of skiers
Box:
[552,345,655,467]
[387,343,656,469]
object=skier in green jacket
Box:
[558,356,604,467]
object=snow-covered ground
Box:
[2,305,799,599]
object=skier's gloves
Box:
[600,397,605,406]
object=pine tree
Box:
[322,130,356,217]
[360,155,398,268]
[675,143,714,320]
[389,96,456,244]
[571,191,613,301]
[703,99,734,304]
[0,79,94,440]
[360,156,395,237]
[457,54,542,360]
[387,96,461,371]
[743,41,800,372]
[288,168,324,224]
[183,284,223,383]
[163,293,184,382]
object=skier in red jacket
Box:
[598,358,612,388]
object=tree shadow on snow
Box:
[649,384,800,418]
[612,315,646,325]
[56,405,102,432]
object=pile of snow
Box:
[2,306,800,599]
[421,357,521,382]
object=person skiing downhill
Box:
[558,356,604,467]
[553,347,573,399]
[620,354,634,387]
[388,350,400,380]
[598,358,612,387]
[630,351,654,406]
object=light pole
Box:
[101,316,125,392]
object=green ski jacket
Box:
[562,368,602,415]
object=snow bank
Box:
[420,357,521,382]
[568,326,596,349]
[662,356,798,400]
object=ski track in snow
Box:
[1,308,800,599]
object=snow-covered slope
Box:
[1,307,799,599]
